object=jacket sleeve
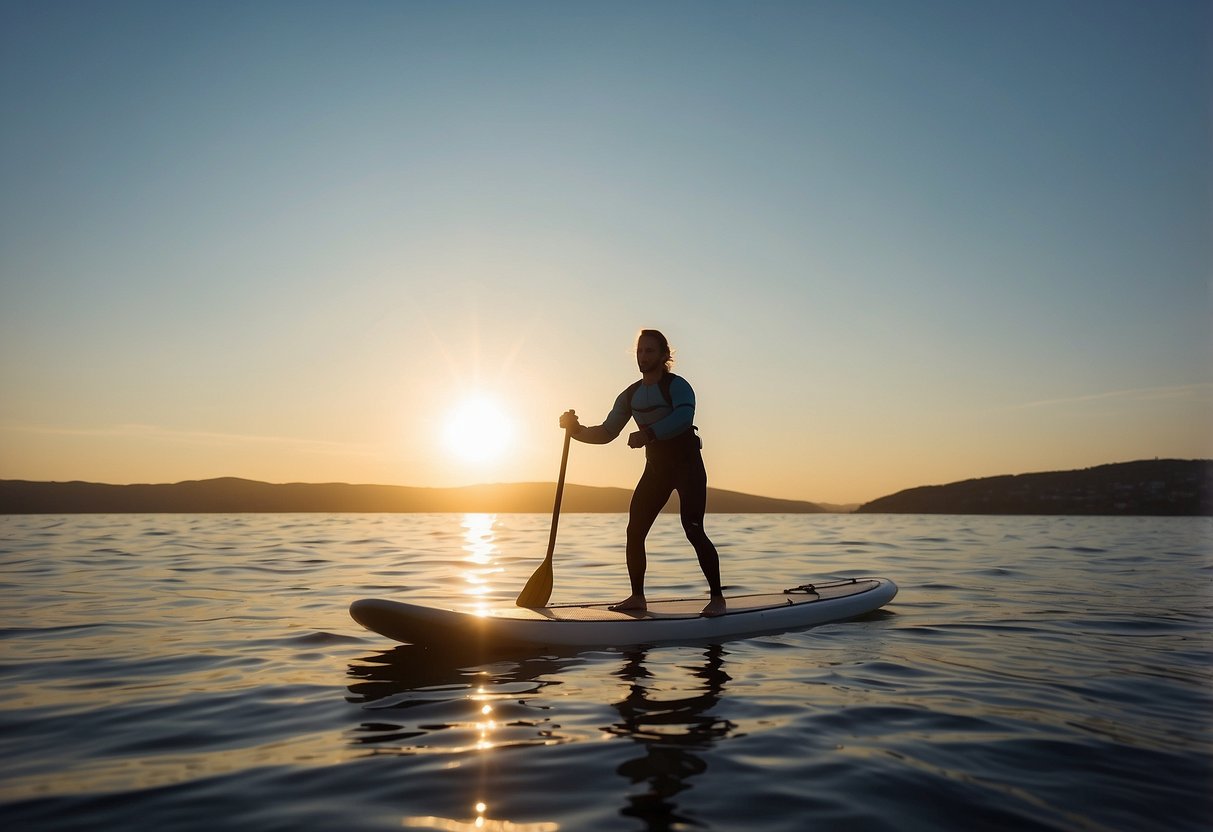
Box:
[573,388,632,444]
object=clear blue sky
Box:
[1,0,1209,503]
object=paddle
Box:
[515,413,574,607]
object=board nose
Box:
[349,598,380,628]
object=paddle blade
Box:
[515,556,553,608]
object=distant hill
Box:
[856,459,1212,516]
[0,477,829,514]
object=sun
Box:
[443,394,515,464]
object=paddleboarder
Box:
[559,329,726,617]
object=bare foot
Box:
[701,595,727,618]
[608,594,647,612]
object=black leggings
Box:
[625,445,722,597]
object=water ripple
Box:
[0,513,1209,831]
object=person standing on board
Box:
[559,329,725,617]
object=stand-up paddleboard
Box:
[350,577,896,648]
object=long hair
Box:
[637,328,675,371]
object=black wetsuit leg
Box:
[675,449,722,595]
[625,434,722,597]
[625,463,675,597]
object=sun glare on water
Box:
[443,394,515,464]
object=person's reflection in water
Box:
[604,645,735,829]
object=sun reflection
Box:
[404,806,557,832]
[469,676,499,752]
[474,694,496,750]
[401,687,561,830]
[460,514,503,615]
[397,515,559,832]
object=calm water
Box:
[0,513,1209,831]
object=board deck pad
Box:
[502,580,880,621]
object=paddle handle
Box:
[546,416,574,559]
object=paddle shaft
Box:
[546,426,573,559]
[516,417,574,607]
